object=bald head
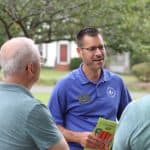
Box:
[0,37,40,77]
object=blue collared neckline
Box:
[77,64,112,85]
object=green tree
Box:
[0,0,149,60]
[0,0,96,43]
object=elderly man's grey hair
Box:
[0,37,40,77]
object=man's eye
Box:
[98,45,104,49]
[89,47,97,51]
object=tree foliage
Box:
[0,0,149,58]
[132,62,150,82]
[0,0,94,43]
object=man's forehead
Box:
[82,34,104,44]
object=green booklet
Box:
[85,117,117,150]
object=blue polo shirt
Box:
[48,65,132,150]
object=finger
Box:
[86,134,105,149]
[105,134,113,145]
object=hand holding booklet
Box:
[84,117,117,150]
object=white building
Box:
[108,52,130,73]
[38,40,78,70]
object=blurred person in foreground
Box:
[113,95,150,150]
[48,27,132,150]
[0,37,69,150]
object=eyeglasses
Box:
[81,45,105,52]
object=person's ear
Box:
[77,47,82,57]
[25,63,34,76]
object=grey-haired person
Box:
[0,37,69,150]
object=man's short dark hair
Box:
[76,27,99,47]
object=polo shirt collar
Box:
[0,82,33,98]
[78,64,90,85]
[77,64,111,85]
[99,69,112,83]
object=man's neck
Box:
[2,75,32,89]
[82,65,102,82]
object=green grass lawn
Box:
[37,67,69,85]
[120,74,138,84]
[31,67,69,104]
[120,74,149,92]
[32,92,50,105]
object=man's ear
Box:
[77,47,82,57]
[25,63,34,75]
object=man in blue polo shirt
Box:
[48,27,132,150]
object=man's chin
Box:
[94,61,104,67]
[92,65,103,71]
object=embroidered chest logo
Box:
[106,87,116,98]
[78,94,90,103]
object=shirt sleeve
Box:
[117,81,132,120]
[113,102,137,150]
[26,104,63,150]
[48,80,67,126]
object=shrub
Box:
[132,62,150,82]
[70,57,82,70]
[130,48,150,66]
